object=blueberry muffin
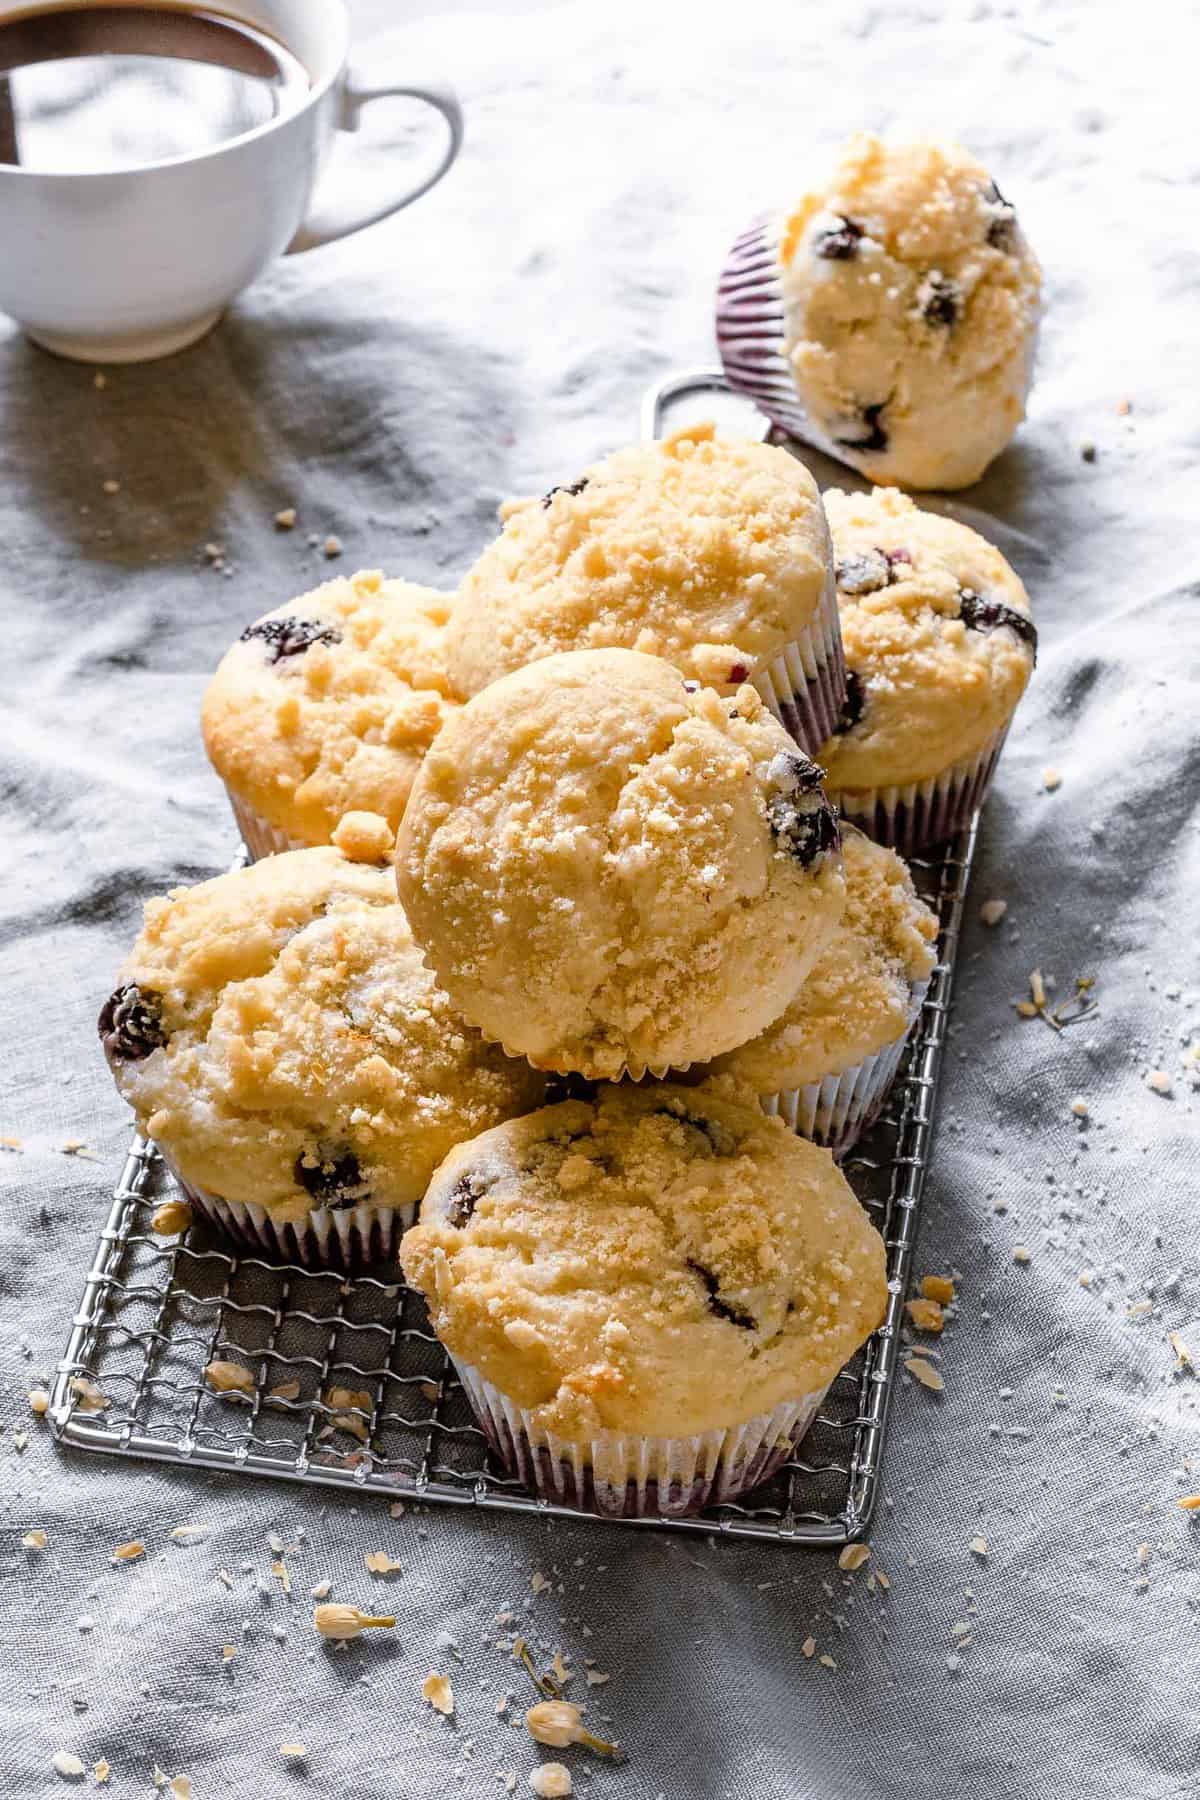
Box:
[395,648,846,1080]
[704,827,938,1154]
[445,421,844,752]
[814,486,1036,852]
[399,1083,887,1516]
[717,135,1042,489]
[202,570,460,858]
[98,844,545,1265]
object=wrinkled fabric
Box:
[1,3,1198,1797]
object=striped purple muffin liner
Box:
[759,976,930,1160]
[750,557,847,755]
[228,792,310,861]
[162,1158,411,1268]
[830,725,1010,858]
[451,1352,830,1519]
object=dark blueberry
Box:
[542,476,589,508]
[835,550,892,596]
[835,402,888,456]
[764,751,839,866]
[728,661,749,684]
[240,616,342,663]
[765,750,825,796]
[813,215,864,261]
[98,983,167,1062]
[686,1259,756,1331]
[984,180,1017,250]
[293,1145,368,1209]
[445,1172,487,1230]
[919,274,960,328]
[833,671,866,736]
[958,587,1038,659]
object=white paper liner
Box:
[829,725,1010,857]
[228,792,311,861]
[451,1353,831,1518]
[750,556,847,755]
[161,1159,412,1268]
[759,976,930,1158]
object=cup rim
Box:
[0,0,349,180]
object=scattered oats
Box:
[93,1760,111,1784]
[323,534,343,558]
[1146,1070,1172,1096]
[69,1375,110,1413]
[1029,969,1046,1009]
[1071,1097,1089,1118]
[818,1654,837,1670]
[529,1766,572,1798]
[584,1668,609,1687]
[905,1356,944,1392]
[324,1386,372,1440]
[102,479,120,495]
[1041,769,1062,793]
[1015,1000,1038,1018]
[27,1387,50,1415]
[1170,1333,1194,1370]
[52,1751,85,1778]
[267,1379,301,1404]
[946,1652,963,1674]
[979,899,1007,927]
[530,1571,548,1594]
[13,1430,28,1452]
[969,1537,989,1558]
[279,1744,307,1760]
[111,1541,145,1564]
[150,1198,192,1235]
[1079,1270,1093,1288]
[310,1579,332,1599]
[221,1645,236,1666]
[77,1616,95,1633]
[364,1551,402,1575]
[313,1604,395,1640]
[422,1671,455,1715]
[169,1524,208,1544]
[22,1528,48,1551]
[204,1359,254,1396]
[271,1559,292,1595]
[216,1568,234,1589]
[876,1570,891,1591]
[1013,1246,1031,1265]
[389,1501,406,1518]
[801,1636,816,1658]
[268,1532,284,1554]
[906,1297,944,1333]
[549,1652,570,1686]
[274,507,297,529]
[1127,1299,1153,1319]
[921,1275,955,1305]
[1136,1543,1151,1565]
[838,1543,871,1572]
[1177,1496,1200,1512]
[168,1779,192,1800]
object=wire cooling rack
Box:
[51,370,976,1544]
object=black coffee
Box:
[0,4,309,171]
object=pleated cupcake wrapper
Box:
[749,558,847,755]
[162,1159,412,1269]
[228,792,311,861]
[830,725,1010,858]
[759,975,930,1159]
[716,213,881,467]
[451,1353,830,1518]
[497,1038,692,1086]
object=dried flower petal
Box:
[279,1744,306,1760]
[969,1536,989,1558]
[267,1380,302,1404]
[150,1198,192,1236]
[1178,1495,1200,1512]
[920,1275,955,1305]
[111,1541,145,1563]
[69,1374,110,1413]
[22,1528,48,1551]
[906,1297,944,1333]
[837,1543,870,1571]
[905,1356,944,1392]
[169,1524,208,1544]
[204,1360,254,1396]
[93,1761,111,1784]
[422,1671,455,1715]
[364,1551,402,1575]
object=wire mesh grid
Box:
[50,819,975,1546]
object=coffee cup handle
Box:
[287,74,464,253]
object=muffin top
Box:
[201,571,460,847]
[400,1084,887,1439]
[444,421,833,698]
[775,135,1042,490]
[99,846,544,1222]
[706,828,937,1090]
[395,648,846,1079]
[815,486,1035,791]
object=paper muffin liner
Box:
[759,976,930,1159]
[450,1352,830,1518]
[716,213,880,468]
[160,1159,412,1269]
[227,792,311,861]
[829,725,1010,857]
[750,557,847,755]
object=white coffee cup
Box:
[0,0,463,362]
